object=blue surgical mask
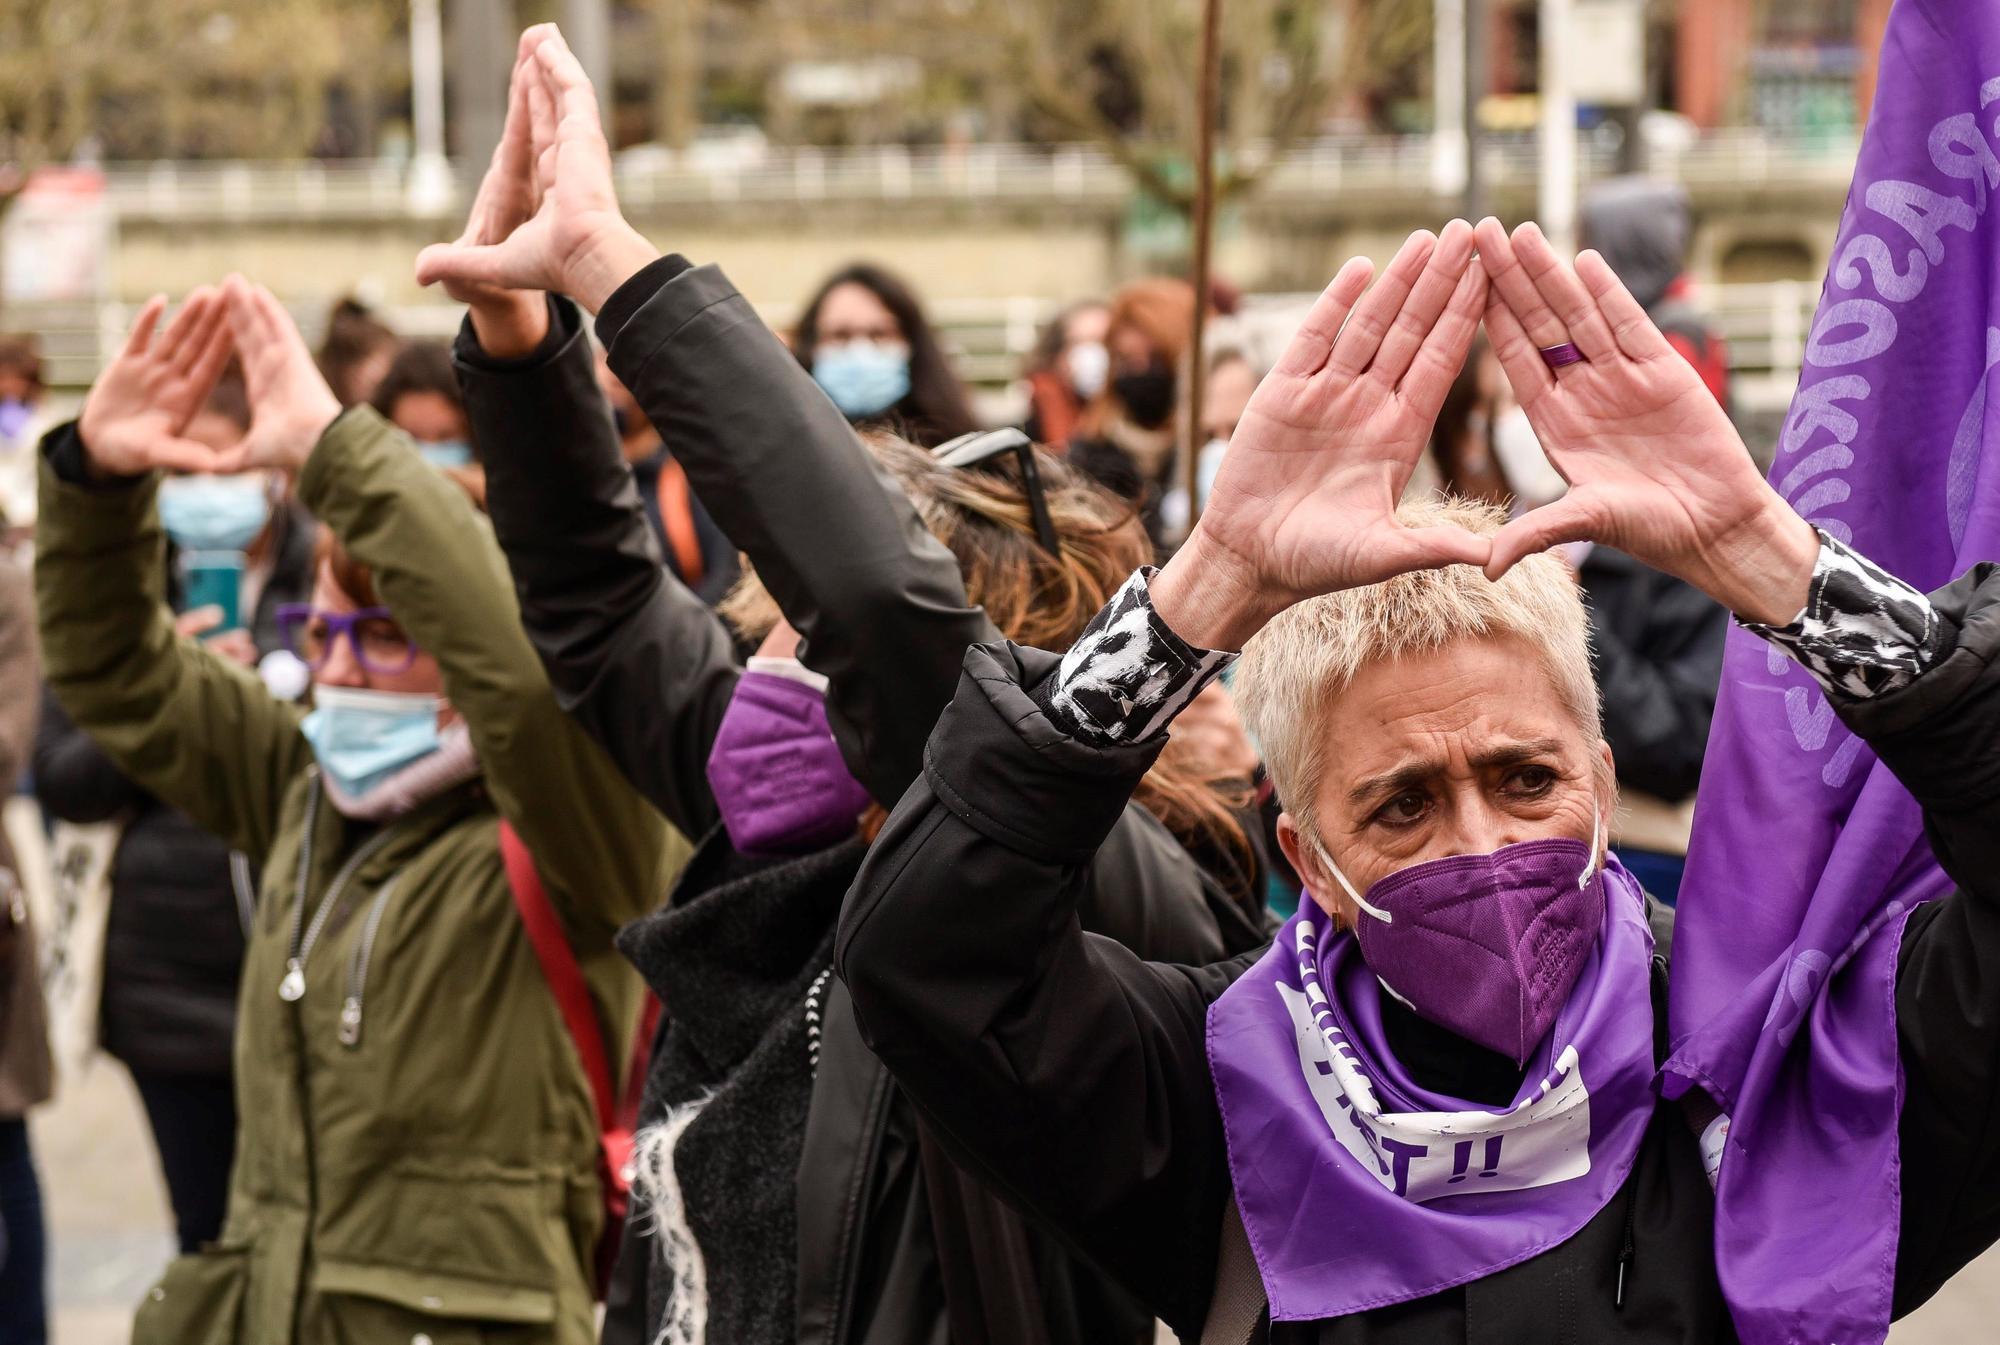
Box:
[300,685,443,800]
[418,440,474,469]
[812,342,911,420]
[157,474,272,552]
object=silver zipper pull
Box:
[278,960,306,1002]
[337,997,363,1047]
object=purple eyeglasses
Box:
[274,604,421,675]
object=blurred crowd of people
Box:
[0,24,1772,1345]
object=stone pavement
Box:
[30,1060,2000,1344]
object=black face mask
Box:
[1113,363,1177,430]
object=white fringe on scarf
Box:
[630,1095,713,1345]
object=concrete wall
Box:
[111,181,1849,315]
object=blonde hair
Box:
[1233,495,1601,848]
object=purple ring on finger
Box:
[1539,341,1586,369]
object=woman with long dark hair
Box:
[791,262,979,448]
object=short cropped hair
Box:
[1233,495,1601,847]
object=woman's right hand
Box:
[76,288,236,477]
[1151,221,1492,651]
[414,25,659,316]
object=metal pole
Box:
[563,0,614,112]
[1185,0,1223,533]
[449,0,517,189]
[1433,0,1468,201]
[409,0,452,213]
[1539,0,1578,252]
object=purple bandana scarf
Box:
[1207,859,1656,1322]
[1665,4,2000,1341]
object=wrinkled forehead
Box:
[1319,635,1593,787]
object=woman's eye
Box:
[1375,792,1430,826]
[1507,766,1558,795]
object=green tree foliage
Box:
[0,0,405,180]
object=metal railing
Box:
[21,279,1822,453]
[90,129,1861,220]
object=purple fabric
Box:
[1665,6,2000,1341]
[1207,859,1657,1322]
[705,671,871,857]
[1351,837,1607,1066]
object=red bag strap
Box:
[500,820,616,1129]
[655,455,706,588]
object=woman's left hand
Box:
[1473,218,1818,625]
[220,275,343,475]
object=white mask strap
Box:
[1309,832,1393,924]
[1581,806,1604,890]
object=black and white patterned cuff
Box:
[1743,531,1946,700]
[1040,568,1238,745]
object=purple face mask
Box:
[706,666,872,857]
[1313,825,1606,1067]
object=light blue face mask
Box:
[418,440,474,469]
[300,685,443,800]
[812,342,911,420]
[156,474,273,552]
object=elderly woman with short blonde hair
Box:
[837,218,2000,1343]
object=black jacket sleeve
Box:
[838,642,1257,1341]
[32,683,148,823]
[1580,549,1727,803]
[456,297,740,838]
[597,261,995,808]
[1836,563,2000,1313]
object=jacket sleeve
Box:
[31,686,148,824]
[600,261,995,807]
[837,642,1245,1340]
[34,434,310,866]
[0,562,38,788]
[455,297,741,839]
[1835,563,2000,1311]
[296,407,676,947]
[1582,557,1726,803]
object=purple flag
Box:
[1667,3,2000,1341]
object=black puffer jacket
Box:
[31,505,315,1077]
[1578,545,1727,804]
[459,267,1265,1345]
[838,567,2000,1342]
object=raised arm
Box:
[1471,218,2000,1312]
[417,26,989,808]
[413,30,737,834]
[35,291,310,865]
[1817,561,2000,1313]
[457,297,740,836]
[221,276,674,946]
[842,224,1490,1334]
[838,642,1241,1337]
